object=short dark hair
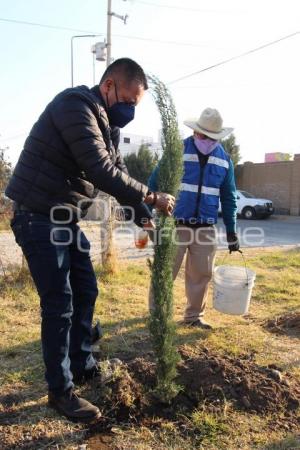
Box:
[100,57,148,89]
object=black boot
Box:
[48,388,101,423]
[72,364,101,385]
[91,321,103,344]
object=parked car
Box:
[219,189,274,219]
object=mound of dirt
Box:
[177,347,300,414]
[91,348,300,430]
[264,313,300,336]
[92,362,147,427]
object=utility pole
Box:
[106,0,112,67]
[102,0,113,271]
[101,0,128,272]
[106,0,128,68]
[70,2,127,86]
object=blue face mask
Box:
[106,84,135,128]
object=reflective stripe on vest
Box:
[201,186,220,196]
[174,136,230,224]
[180,183,198,193]
[183,154,198,162]
[207,156,229,169]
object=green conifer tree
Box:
[148,75,183,402]
[124,143,158,184]
[221,133,241,167]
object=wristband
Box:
[151,192,158,206]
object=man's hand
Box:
[145,192,175,216]
[155,192,175,216]
[227,232,240,253]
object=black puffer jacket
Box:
[5,85,152,223]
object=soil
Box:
[84,434,115,450]
[177,347,300,414]
[85,346,300,445]
[264,312,300,336]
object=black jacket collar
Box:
[90,85,121,139]
[90,85,107,112]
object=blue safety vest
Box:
[174,136,230,224]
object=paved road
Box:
[216,215,300,248]
[1,216,299,270]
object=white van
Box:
[219,189,274,219]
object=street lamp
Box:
[71,34,104,87]
[91,41,107,85]
[71,1,129,85]
[91,42,107,61]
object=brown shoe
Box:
[48,389,101,423]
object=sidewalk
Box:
[269,214,300,223]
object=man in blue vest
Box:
[148,107,239,329]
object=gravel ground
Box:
[0,222,153,272]
[1,216,300,272]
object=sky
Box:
[0,0,300,166]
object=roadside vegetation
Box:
[0,248,300,449]
[0,146,12,231]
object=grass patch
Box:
[0,215,11,231]
[0,248,300,449]
[265,435,300,450]
[189,409,229,444]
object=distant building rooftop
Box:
[119,132,162,157]
[264,152,292,162]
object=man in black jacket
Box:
[6,58,174,423]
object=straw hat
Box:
[184,107,233,140]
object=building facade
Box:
[119,132,162,157]
[236,154,300,215]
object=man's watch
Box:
[146,191,157,206]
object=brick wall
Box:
[236,157,300,215]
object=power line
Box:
[169,30,300,84]
[135,0,239,13]
[114,33,219,48]
[0,17,104,34]
[0,16,220,48]
[0,132,27,141]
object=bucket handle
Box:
[220,250,250,286]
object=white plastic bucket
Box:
[213,265,256,315]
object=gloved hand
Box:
[227,232,240,253]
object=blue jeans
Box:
[11,211,98,394]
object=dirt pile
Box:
[264,312,300,336]
[177,347,300,414]
[92,362,147,428]
[91,348,300,427]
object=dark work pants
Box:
[11,211,98,394]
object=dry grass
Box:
[0,215,11,231]
[0,248,300,449]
